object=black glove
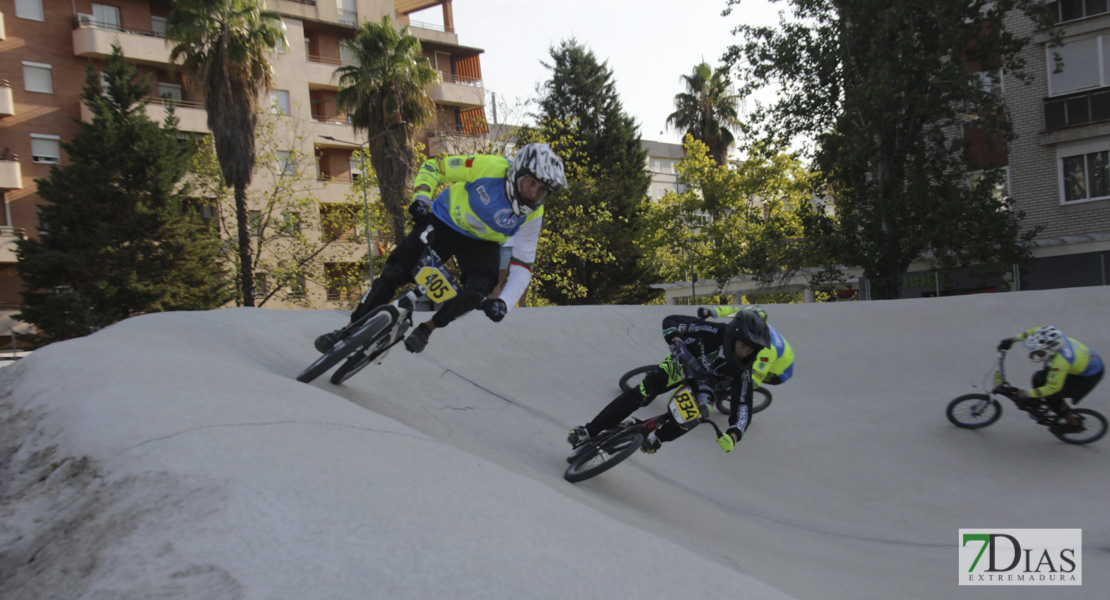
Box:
[408,199,431,222]
[481,298,507,323]
[697,307,714,319]
[997,338,1013,351]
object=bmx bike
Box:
[945,349,1107,445]
[296,225,459,385]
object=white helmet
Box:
[505,143,567,217]
[1022,326,1064,362]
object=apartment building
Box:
[0,0,487,332]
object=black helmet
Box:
[723,309,770,370]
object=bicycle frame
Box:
[991,349,1065,425]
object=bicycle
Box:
[564,381,734,483]
[945,349,1107,445]
[618,364,772,415]
[296,225,460,385]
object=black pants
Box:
[351,216,499,329]
[1032,368,1104,414]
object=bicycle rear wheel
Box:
[564,430,644,483]
[296,306,397,384]
[946,393,1003,429]
[1052,408,1108,445]
[618,365,655,393]
[714,387,773,415]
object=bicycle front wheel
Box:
[296,306,397,384]
[564,430,644,483]
[1053,408,1108,445]
[946,394,1003,429]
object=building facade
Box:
[0,0,486,334]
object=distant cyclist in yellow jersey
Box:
[997,326,1104,434]
[697,305,794,388]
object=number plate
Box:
[669,387,701,424]
[415,266,458,303]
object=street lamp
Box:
[320,120,406,282]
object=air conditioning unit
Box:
[77,13,94,26]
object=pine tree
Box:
[15,45,232,341]
[533,39,653,305]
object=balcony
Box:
[0,81,12,117]
[0,155,21,190]
[1043,88,1110,132]
[427,74,484,109]
[80,97,210,133]
[0,227,24,263]
[72,19,172,66]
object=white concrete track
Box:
[1,287,1107,599]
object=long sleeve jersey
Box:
[662,315,755,433]
[412,154,542,313]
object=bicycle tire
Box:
[330,338,393,385]
[946,393,1003,429]
[564,430,644,483]
[618,365,655,393]
[295,306,397,384]
[1052,408,1108,445]
[715,387,773,415]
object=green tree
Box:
[166,0,285,306]
[533,39,653,304]
[666,62,743,166]
[189,110,375,307]
[725,0,1052,299]
[639,137,817,298]
[15,46,231,341]
[336,15,438,241]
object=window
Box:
[14,0,45,21]
[158,83,183,102]
[270,90,290,115]
[277,151,296,175]
[92,4,121,31]
[151,17,167,37]
[249,210,262,237]
[290,274,307,298]
[350,158,366,183]
[1049,0,1110,24]
[1048,35,1103,96]
[22,62,53,94]
[282,211,302,234]
[1058,137,1110,203]
[339,42,356,65]
[31,134,61,164]
[254,273,268,298]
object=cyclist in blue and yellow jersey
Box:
[698,305,794,389]
[997,326,1104,434]
[314,143,566,354]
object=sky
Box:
[2,287,1108,599]
[412,0,783,144]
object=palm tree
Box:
[166,0,284,306]
[667,62,742,166]
[336,16,438,240]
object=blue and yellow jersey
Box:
[413,155,543,244]
[708,306,794,387]
[1016,328,1104,398]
